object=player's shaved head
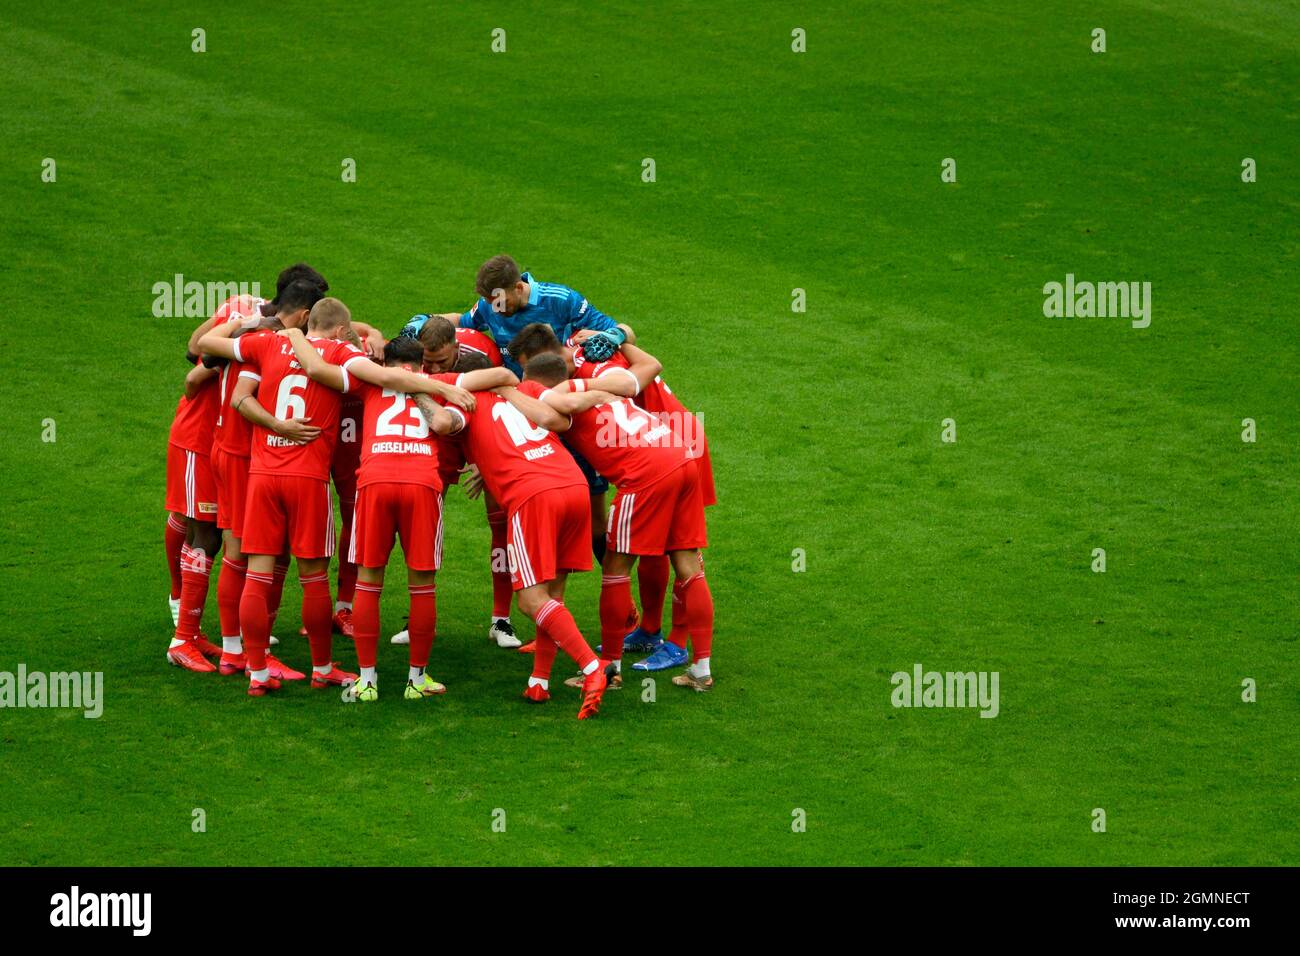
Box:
[308,297,351,332]
[384,337,424,369]
[275,263,328,302]
[454,351,492,373]
[524,353,568,388]
[416,315,457,352]
[508,322,563,365]
[476,254,522,299]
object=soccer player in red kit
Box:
[283,333,499,701]
[163,292,268,672]
[321,393,362,640]
[569,337,713,672]
[508,325,713,667]
[507,353,716,691]
[201,298,475,697]
[207,279,325,678]
[438,369,618,717]
[414,315,520,649]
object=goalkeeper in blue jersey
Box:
[456,254,636,374]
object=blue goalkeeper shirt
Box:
[459,272,619,373]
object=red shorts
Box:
[695,437,716,507]
[165,442,217,522]
[241,473,335,559]
[507,484,591,590]
[606,460,708,556]
[210,446,251,535]
[349,482,444,571]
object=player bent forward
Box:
[286,332,507,701]
[505,354,716,691]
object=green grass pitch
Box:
[0,1,1296,866]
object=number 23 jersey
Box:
[353,374,444,491]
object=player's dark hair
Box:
[507,322,562,364]
[524,353,568,387]
[274,263,328,302]
[277,279,325,317]
[454,351,492,373]
[384,337,424,368]
[476,254,521,299]
[416,315,457,352]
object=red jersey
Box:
[213,356,256,457]
[234,333,368,481]
[518,380,687,491]
[568,345,707,456]
[173,294,266,455]
[354,375,443,491]
[443,374,584,511]
[569,345,687,418]
[168,383,219,455]
[456,328,502,367]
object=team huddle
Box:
[163,257,716,718]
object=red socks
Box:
[217,557,246,638]
[599,574,637,662]
[300,572,333,667]
[534,599,596,671]
[408,584,437,668]
[488,510,512,617]
[337,498,357,607]
[679,571,714,662]
[353,581,381,669]
[531,631,559,682]
[636,554,670,634]
[239,571,273,672]
[174,544,212,640]
[666,579,689,649]
[165,515,186,600]
[266,560,289,631]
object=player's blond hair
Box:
[308,297,351,331]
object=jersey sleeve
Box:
[517,379,547,400]
[561,288,618,339]
[460,301,487,331]
[427,373,468,428]
[231,330,269,367]
[326,341,369,393]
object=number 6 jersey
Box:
[233,332,368,481]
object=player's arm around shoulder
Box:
[544,384,619,417]
[280,328,346,391]
[458,367,518,392]
[183,363,218,398]
[231,371,320,444]
[617,341,661,391]
[498,384,572,433]
[413,394,463,436]
[362,365,478,413]
[196,317,246,361]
